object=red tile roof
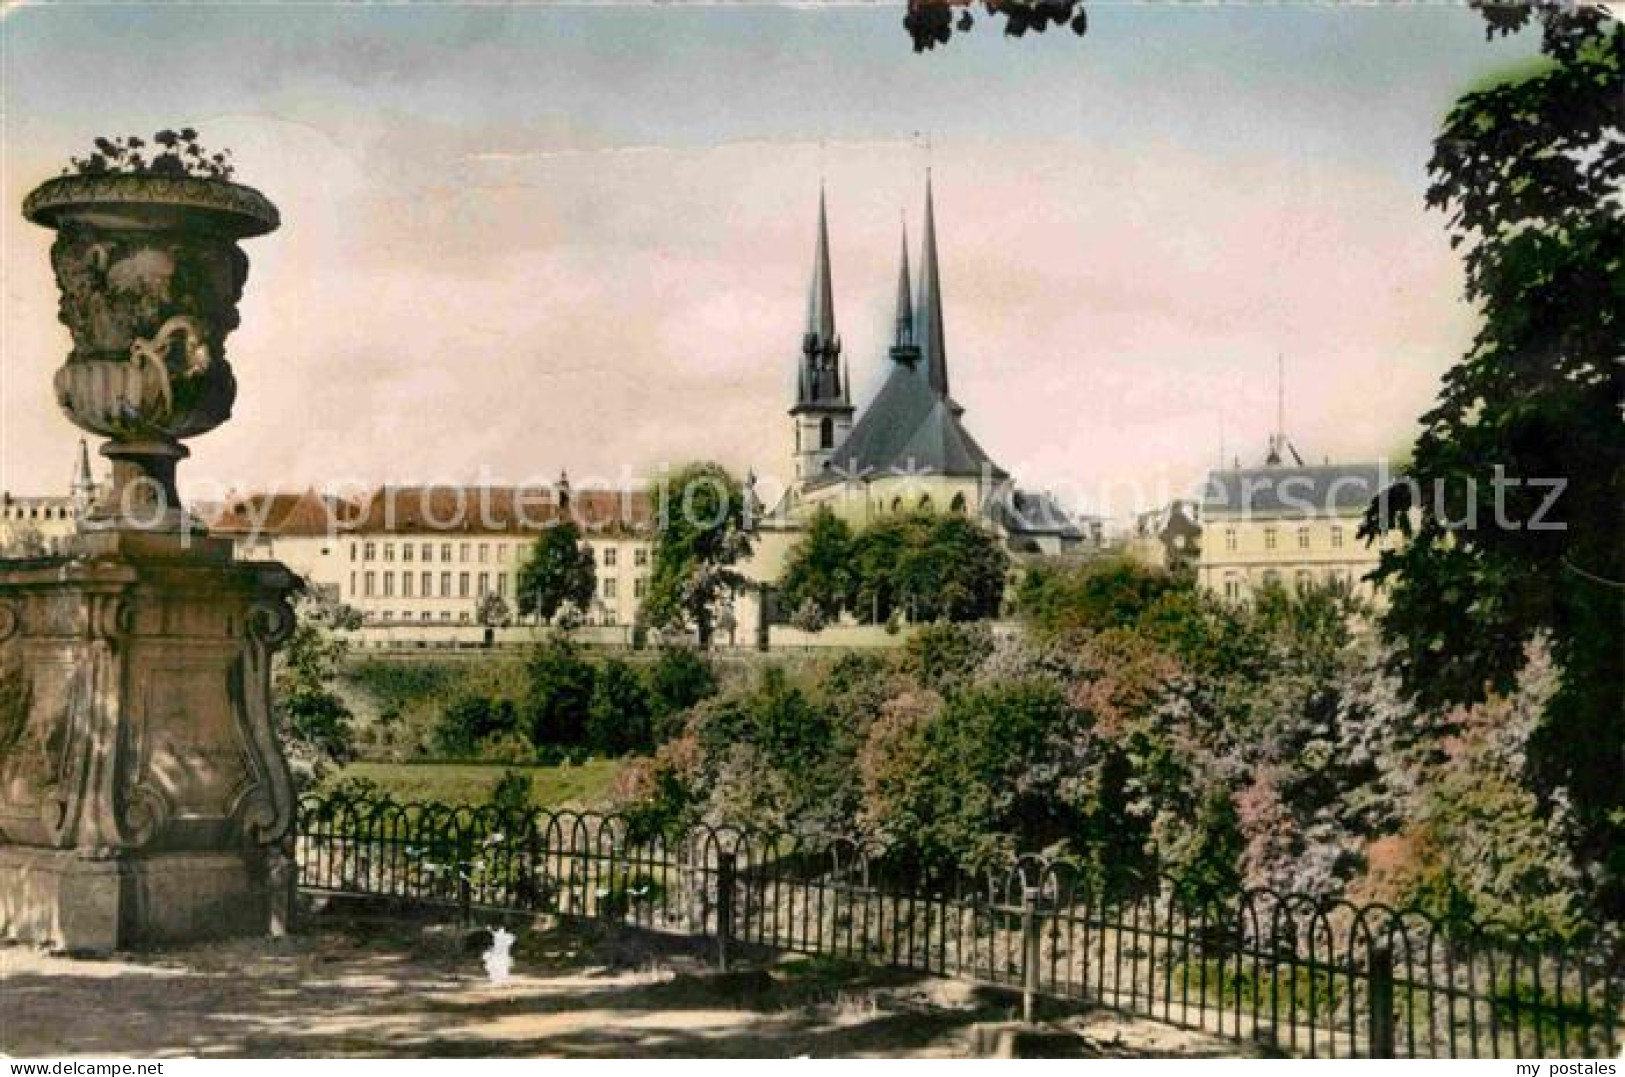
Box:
[212,486,651,538]
[210,491,357,536]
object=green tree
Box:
[846,512,1009,624]
[904,621,995,694]
[864,677,1101,870]
[1016,557,1185,638]
[643,462,753,648]
[476,591,511,629]
[587,657,654,756]
[434,694,519,757]
[521,635,596,747]
[776,509,855,626]
[1359,3,1624,911]
[516,522,595,624]
[273,596,358,784]
[645,646,719,740]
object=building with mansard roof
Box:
[1195,430,1402,603]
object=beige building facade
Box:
[212,483,654,633]
[1197,458,1400,602]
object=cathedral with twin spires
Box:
[761,178,1085,554]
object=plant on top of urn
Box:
[65,128,236,180]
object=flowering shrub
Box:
[607,568,1605,931]
[67,129,236,180]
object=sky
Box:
[0,2,1537,518]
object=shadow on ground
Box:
[0,915,1249,1058]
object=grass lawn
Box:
[325,759,623,810]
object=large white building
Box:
[212,480,654,631]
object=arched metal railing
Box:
[294,791,1622,1058]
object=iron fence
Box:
[294,792,1622,1058]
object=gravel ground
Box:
[0,914,1253,1058]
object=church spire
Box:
[893,218,914,349]
[915,174,949,399]
[70,437,96,512]
[806,185,837,354]
[797,186,843,408]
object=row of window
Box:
[365,608,627,627]
[1222,524,1346,553]
[1220,567,1355,600]
[1,504,76,522]
[349,540,647,568]
[351,570,644,601]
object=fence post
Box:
[717,850,737,972]
[1021,885,1040,1025]
[458,829,474,928]
[1368,942,1396,1059]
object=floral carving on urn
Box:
[23,168,278,531]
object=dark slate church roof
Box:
[1201,463,1392,518]
[989,487,1084,537]
[808,361,1007,487]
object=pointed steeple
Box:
[915,175,949,399]
[893,218,914,348]
[70,438,96,513]
[795,187,844,409]
[806,186,837,354]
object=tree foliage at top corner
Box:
[1359,1,1623,904]
[904,0,1088,52]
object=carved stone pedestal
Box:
[0,537,297,952]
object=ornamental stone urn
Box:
[0,162,298,952]
[22,172,279,532]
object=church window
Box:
[950,493,967,514]
[819,417,835,449]
[890,497,902,513]
[919,494,933,513]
